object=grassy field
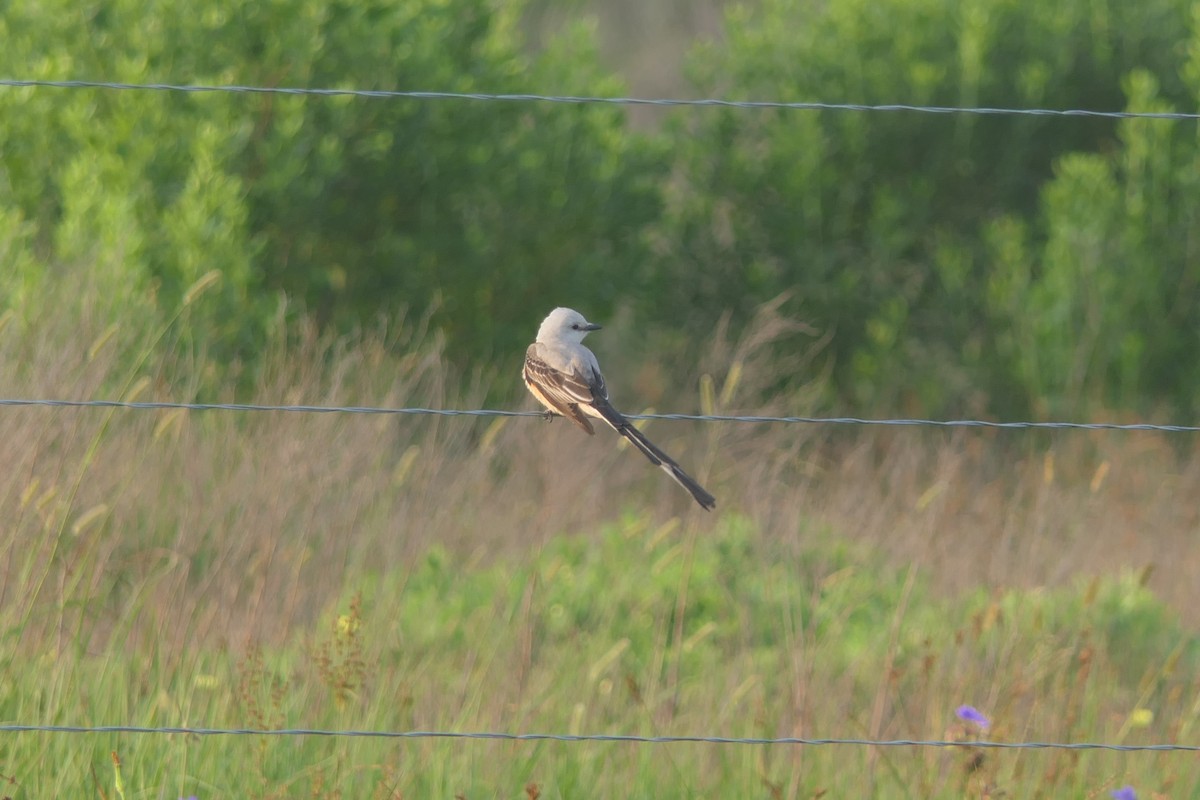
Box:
[1,291,1198,797]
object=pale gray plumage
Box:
[523,307,716,511]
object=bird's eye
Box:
[571,324,580,330]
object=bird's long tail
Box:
[590,401,716,511]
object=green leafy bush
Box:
[4,0,1199,417]
[655,0,1195,415]
[0,0,664,377]
[987,70,1200,416]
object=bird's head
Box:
[537,307,602,344]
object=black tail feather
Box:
[590,401,716,511]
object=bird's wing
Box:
[524,344,715,510]
[523,348,597,435]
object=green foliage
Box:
[211,4,666,358]
[656,0,1195,415]
[993,569,1200,684]
[394,513,923,680]
[990,70,1200,416]
[3,513,1196,795]
[0,0,265,371]
[3,0,1200,416]
[0,0,664,378]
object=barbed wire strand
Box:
[2,79,1199,120]
[0,398,1195,432]
[0,724,1195,750]
[2,77,1193,769]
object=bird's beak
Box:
[584,323,603,331]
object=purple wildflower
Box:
[955,705,990,731]
[1110,787,1136,800]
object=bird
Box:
[522,307,716,511]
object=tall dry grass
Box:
[1,283,1197,676]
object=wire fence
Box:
[0,724,1195,751]
[1,75,1196,441]
[2,78,1200,120]
[2,393,1194,758]
[2,76,1196,766]
[0,397,1195,432]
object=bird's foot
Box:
[541,410,559,422]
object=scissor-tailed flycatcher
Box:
[523,307,716,511]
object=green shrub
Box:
[0,0,665,378]
[656,0,1194,415]
[987,70,1200,417]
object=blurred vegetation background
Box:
[2,0,1198,419]
[3,4,1199,795]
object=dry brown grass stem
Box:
[2,293,1197,662]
